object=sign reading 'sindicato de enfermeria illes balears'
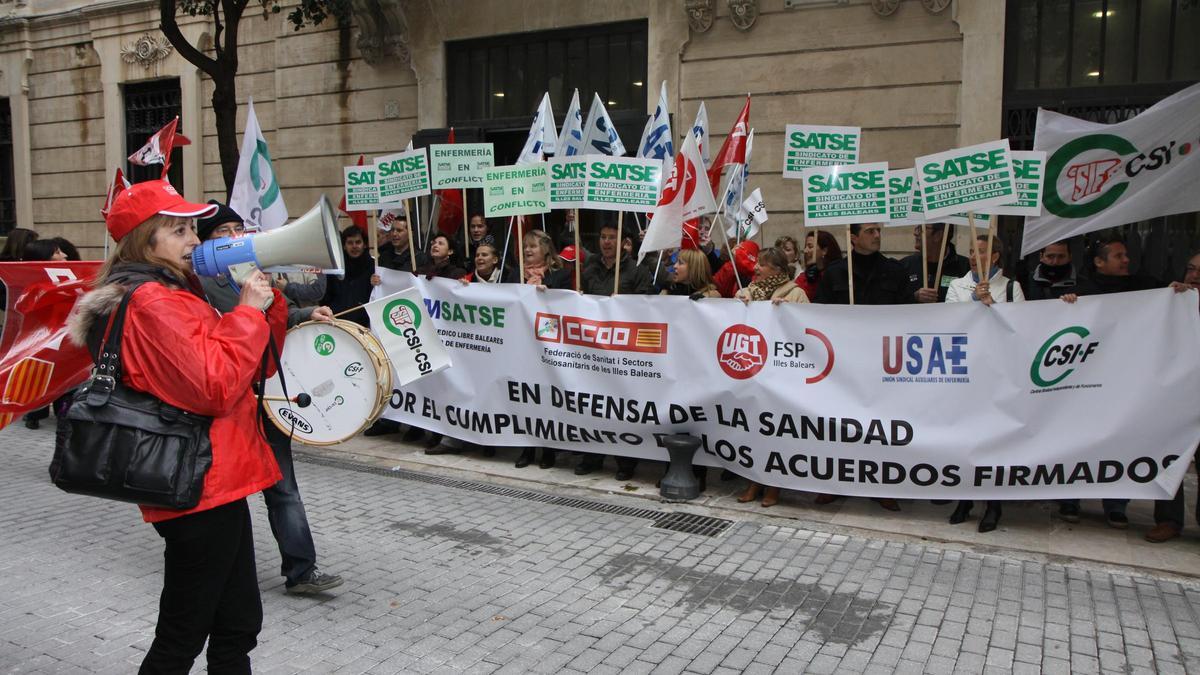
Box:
[374,148,432,203]
[980,151,1047,217]
[550,156,663,212]
[782,125,862,178]
[915,140,1017,219]
[801,162,889,226]
[343,164,382,211]
[483,164,550,218]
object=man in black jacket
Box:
[1024,240,1078,301]
[577,222,651,480]
[377,215,428,274]
[813,222,909,306]
[900,223,970,303]
[812,222,904,511]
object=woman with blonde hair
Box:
[521,229,572,289]
[68,180,288,672]
[661,248,720,300]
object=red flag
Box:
[99,167,130,218]
[707,96,751,194]
[338,155,370,235]
[127,117,191,179]
[0,262,101,431]
[435,128,464,237]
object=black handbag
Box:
[50,285,213,509]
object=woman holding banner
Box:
[418,233,468,280]
[461,242,515,284]
[735,248,809,508]
[944,234,1023,532]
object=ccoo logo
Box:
[717,325,767,380]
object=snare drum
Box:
[264,319,393,445]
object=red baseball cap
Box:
[733,240,760,277]
[559,245,582,264]
[105,179,218,242]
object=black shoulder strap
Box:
[93,283,146,382]
[1006,278,1014,303]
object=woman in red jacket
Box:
[69,179,287,674]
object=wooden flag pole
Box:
[369,210,379,262]
[983,217,997,285]
[462,188,470,261]
[921,223,930,290]
[517,216,526,283]
[573,208,582,291]
[403,199,418,272]
[499,215,514,279]
[933,221,950,299]
[846,225,855,306]
[614,211,624,295]
[966,211,984,275]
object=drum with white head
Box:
[264,319,392,445]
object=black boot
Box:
[539,448,556,469]
[949,500,973,525]
[978,502,1002,533]
[515,447,535,468]
[575,454,602,475]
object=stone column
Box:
[0,34,33,229]
[954,0,1005,145]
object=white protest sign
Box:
[483,164,550,218]
[916,140,1017,219]
[429,143,495,189]
[365,287,452,386]
[583,156,663,213]
[343,164,381,211]
[782,124,862,178]
[549,156,587,209]
[801,162,889,226]
[886,168,920,226]
[374,148,431,203]
[980,151,1047,216]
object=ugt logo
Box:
[717,325,766,380]
[882,334,968,379]
[1030,326,1100,388]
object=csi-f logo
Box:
[344,362,364,377]
[382,299,421,336]
[313,334,336,356]
[1031,326,1100,387]
[1045,132,1197,218]
[882,334,968,382]
[717,325,766,380]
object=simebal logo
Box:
[717,325,767,380]
[382,298,421,335]
[1044,132,1196,218]
[1030,326,1100,387]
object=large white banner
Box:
[372,269,1200,500]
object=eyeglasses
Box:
[1186,265,1200,274]
[212,224,246,237]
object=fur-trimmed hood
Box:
[67,282,127,350]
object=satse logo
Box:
[717,325,766,380]
[1030,326,1100,388]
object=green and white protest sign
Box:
[886,169,920,226]
[584,157,662,213]
[783,125,861,178]
[483,164,550,218]
[801,162,888,226]
[429,143,495,189]
[549,157,587,209]
[981,151,1046,217]
[374,148,431,203]
[915,140,1017,219]
[343,164,381,211]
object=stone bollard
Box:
[659,433,702,501]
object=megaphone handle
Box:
[226,261,274,310]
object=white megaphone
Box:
[191,195,345,281]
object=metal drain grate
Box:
[295,451,733,537]
[651,511,734,537]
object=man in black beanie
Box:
[196,200,344,595]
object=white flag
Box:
[556,89,585,157]
[691,102,711,168]
[516,93,557,165]
[581,93,626,157]
[1021,81,1200,256]
[365,288,452,386]
[637,81,673,163]
[230,99,288,231]
[726,187,767,241]
[721,128,754,232]
[638,131,716,259]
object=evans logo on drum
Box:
[344,362,364,377]
[278,408,314,434]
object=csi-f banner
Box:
[343,164,382,211]
[0,262,100,431]
[365,288,452,386]
[802,162,888,226]
[981,151,1046,217]
[1021,82,1200,256]
[886,169,920,226]
[373,270,1200,500]
[916,140,1017,219]
[483,164,550,218]
[374,148,431,203]
[430,143,495,189]
[782,125,862,178]
[230,100,288,231]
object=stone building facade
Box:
[0,0,1192,266]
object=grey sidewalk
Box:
[2,423,1199,674]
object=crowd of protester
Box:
[344,212,1199,544]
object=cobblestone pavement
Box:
[2,424,1200,674]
